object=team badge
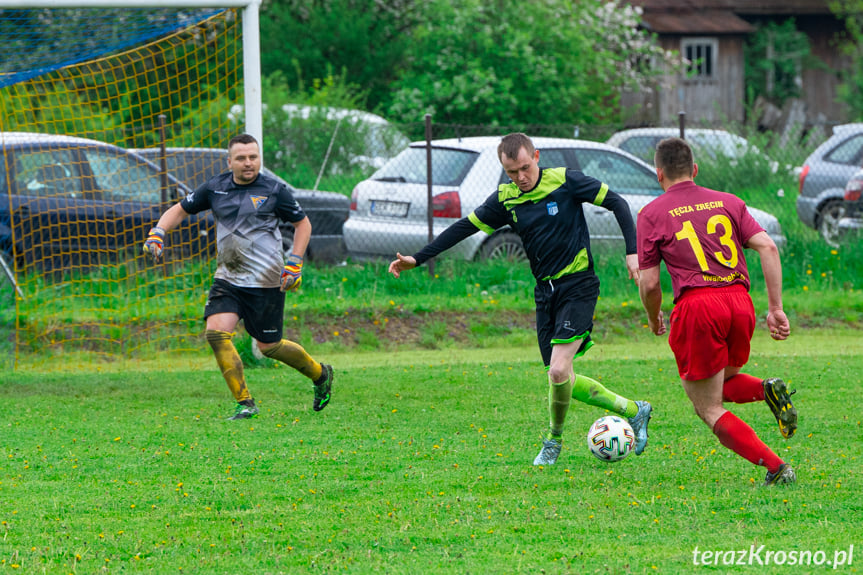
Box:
[547,201,558,216]
[250,195,267,209]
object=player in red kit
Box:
[637,137,797,487]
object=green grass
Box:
[0,331,860,573]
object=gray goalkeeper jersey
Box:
[181,171,306,288]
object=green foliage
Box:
[259,0,417,114]
[743,19,812,108]
[0,81,120,137]
[830,0,863,119]
[257,72,377,183]
[387,0,606,125]
[0,339,860,572]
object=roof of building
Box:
[628,0,832,34]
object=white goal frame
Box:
[0,0,263,146]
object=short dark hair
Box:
[498,132,535,161]
[654,137,694,180]
[229,133,258,150]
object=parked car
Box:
[132,147,350,263]
[277,104,409,171]
[343,136,785,261]
[837,168,863,241]
[796,123,863,247]
[606,127,778,171]
[1,132,212,276]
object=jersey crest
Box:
[547,201,558,216]
[250,195,267,209]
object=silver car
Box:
[343,136,785,260]
[796,123,863,247]
[606,127,777,171]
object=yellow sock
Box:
[205,329,251,402]
[261,339,322,381]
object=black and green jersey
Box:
[413,167,637,282]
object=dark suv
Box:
[1,132,212,276]
[132,147,349,262]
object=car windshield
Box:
[825,134,863,166]
[574,149,661,196]
[689,133,750,159]
[84,148,165,203]
[618,136,661,163]
[373,146,479,186]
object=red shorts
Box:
[668,284,755,381]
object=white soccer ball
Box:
[587,415,635,462]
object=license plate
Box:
[371,200,409,218]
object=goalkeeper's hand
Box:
[143,227,166,261]
[280,254,303,292]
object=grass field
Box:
[1,328,860,574]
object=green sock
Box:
[548,374,573,439]
[572,374,637,418]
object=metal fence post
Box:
[424,114,434,277]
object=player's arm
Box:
[290,216,311,259]
[599,188,639,282]
[745,230,790,340]
[638,265,665,336]
[143,202,190,261]
[389,218,479,278]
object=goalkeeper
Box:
[388,132,652,466]
[143,133,333,420]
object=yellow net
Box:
[0,10,243,370]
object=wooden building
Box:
[622,0,848,127]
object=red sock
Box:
[722,373,765,403]
[712,411,783,473]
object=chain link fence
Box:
[297,117,860,264]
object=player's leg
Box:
[205,312,256,419]
[533,286,565,465]
[722,368,764,402]
[683,374,792,484]
[245,287,333,412]
[203,280,256,419]
[722,289,797,438]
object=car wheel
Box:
[817,200,846,248]
[479,231,526,261]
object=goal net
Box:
[0,6,245,369]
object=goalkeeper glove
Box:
[280,254,304,292]
[143,226,166,261]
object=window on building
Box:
[682,38,717,79]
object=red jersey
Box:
[637,181,764,302]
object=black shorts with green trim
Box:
[534,271,600,367]
[204,278,285,343]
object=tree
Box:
[384,0,679,127]
[743,19,812,109]
[830,0,863,120]
[259,0,421,114]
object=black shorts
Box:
[534,271,600,366]
[204,279,285,343]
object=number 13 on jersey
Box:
[674,215,739,271]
